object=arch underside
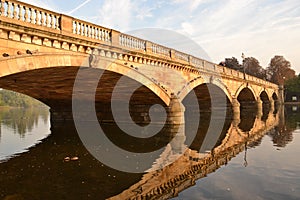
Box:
[0,55,170,106]
[0,66,167,110]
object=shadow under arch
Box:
[178,75,233,103]
[182,83,232,153]
[272,92,279,105]
[260,90,271,121]
[0,54,170,106]
[237,87,257,109]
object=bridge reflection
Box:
[0,105,284,199]
[109,106,280,200]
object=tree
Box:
[285,74,300,93]
[243,57,265,79]
[0,89,44,107]
[224,57,242,71]
[266,56,296,85]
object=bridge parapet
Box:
[0,0,60,30]
[0,0,278,92]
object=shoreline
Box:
[285,102,300,105]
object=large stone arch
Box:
[0,53,170,105]
[235,84,257,101]
[178,75,232,103]
[259,90,270,103]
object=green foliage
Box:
[285,74,300,93]
[0,89,45,108]
[224,57,242,71]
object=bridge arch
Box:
[272,92,279,101]
[259,90,270,104]
[235,84,257,101]
[0,53,170,106]
[178,76,232,103]
[236,86,257,110]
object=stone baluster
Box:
[89,25,92,38]
[85,25,88,37]
[92,26,95,38]
[17,4,22,20]
[55,15,59,29]
[40,11,45,26]
[92,27,96,39]
[74,21,79,34]
[95,28,99,39]
[82,24,86,36]
[24,6,29,22]
[36,10,41,25]
[80,23,84,36]
[30,8,34,24]
[45,12,49,27]
[7,1,11,18]
[12,2,18,19]
[49,14,54,28]
[100,29,103,40]
[0,0,4,16]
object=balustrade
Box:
[190,56,204,68]
[151,43,170,57]
[119,34,146,51]
[174,51,189,62]
[0,0,60,29]
[72,20,111,42]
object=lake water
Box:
[0,105,299,200]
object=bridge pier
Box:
[50,108,73,123]
[257,98,263,117]
[49,97,186,126]
[232,98,240,120]
[269,99,275,112]
[167,96,185,125]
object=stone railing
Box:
[119,33,146,51]
[0,0,278,89]
[72,19,110,42]
[151,43,170,57]
[0,0,60,30]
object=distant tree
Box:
[243,57,265,79]
[0,89,44,107]
[266,56,296,85]
[224,57,242,71]
[285,74,300,93]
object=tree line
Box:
[220,55,296,86]
[220,55,300,98]
[0,89,45,108]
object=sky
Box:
[22,0,300,73]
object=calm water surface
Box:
[0,105,299,200]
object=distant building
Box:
[285,91,300,102]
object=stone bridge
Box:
[0,0,281,123]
